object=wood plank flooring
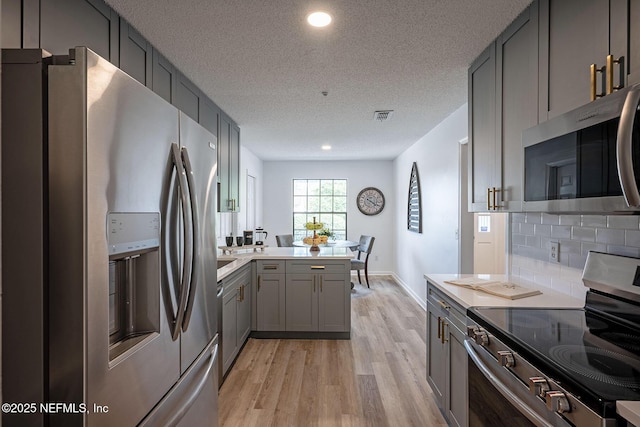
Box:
[219,275,447,427]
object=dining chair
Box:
[351,235,375,288]
[276,234,294,247]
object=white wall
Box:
[262,160,395,273]
[393,104,468,307]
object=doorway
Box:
[473,213,507,274]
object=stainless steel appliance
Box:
[243,230,254,245]
[466,251,640,426]
[2,47,219,426]
[523,83,640,213]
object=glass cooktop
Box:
[468,296,640,413]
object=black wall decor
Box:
[407,162,422,233]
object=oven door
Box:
[465,338,567,427]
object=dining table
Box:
[292,239,359,250]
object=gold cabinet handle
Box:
[606,54,625,94]
[313,276,316,292]
[320,276,323,292]
[492,187,500,210]
[437,317,442,339]
[311,265,325,270]
[590,63,606,101]
[263,265,278,270]
[487,187,493,210]
[257,275,261,292]
[438,300,450,310]
[442,322,448,344]
[241,284,245,301]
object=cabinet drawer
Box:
[285,260,348,274]
[222,265,251,297]
[256,260,285,273]
[427,283,466,332]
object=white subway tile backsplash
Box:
[607,215,640,229]
[571,226,596,242]
[559,215,581,226]
[581,215,607,227]
[596,228,625,245]
[550,225,571,239]
[626,229,640,247]
[511,213,640,298]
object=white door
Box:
[473,213,506,274]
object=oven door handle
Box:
[617,85,640,208]
[464,339,554,427]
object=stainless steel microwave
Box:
[523,83,640,213]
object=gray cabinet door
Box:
[539,0,609,120]
[495,2,538,212]
[447,323,468,427]
[222,288,238,374]
[285,274,318,331]
[119,19,152,87]
[237,282,251,345]
[201,98,220,138]
[152,49,176,104]
[318,273,349,332]
[218,115,232,212]
[468,43,497,212]
[41,0,119,62]
[176,72,201,123]
[256,273,285,331]
[230,124,241,211]
[427,305,446,408]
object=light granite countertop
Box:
[424,273,584,309]
[217,246,353,281]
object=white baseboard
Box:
[390,273,426,311]
[349,272,427,311]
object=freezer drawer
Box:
[139,336,219,427]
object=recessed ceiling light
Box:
[307,11,332,27]
[321,145,332,150]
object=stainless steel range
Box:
[466,251,640,426]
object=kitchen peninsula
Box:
[217,247,354,379]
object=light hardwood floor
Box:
[219,275,447,427]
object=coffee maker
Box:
[255,227,268,245]
[243,230,253,245]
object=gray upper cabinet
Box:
[119,19,152,87]
[219,114,241,212]
[40,0,119,62]
[468,1,538,212]
[201,98,220,139]
[496,2,538,212]
[468,43,497,212]
[152,49,176,104]
[539,0,628,120]
[176,72,202,123]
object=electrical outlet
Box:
[549,241,560,263]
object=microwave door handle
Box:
[617,87,640,207]
[464,340,554,427]
[180,146,200,331]
[170,143,192,340]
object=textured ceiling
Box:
[104,0,531,160]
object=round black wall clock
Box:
[357,187,385,215]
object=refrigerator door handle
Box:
[180,146,200,331]
[171,143,193,340]
[165,343,218,426]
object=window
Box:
[293,179,347,241]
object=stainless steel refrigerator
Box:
[2,47,219,426]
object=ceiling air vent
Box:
[373,110,394,122]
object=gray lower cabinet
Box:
[427,282,467,427]
[255,260,286,331]
[221,264,251,375]
[285,260,350,332]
